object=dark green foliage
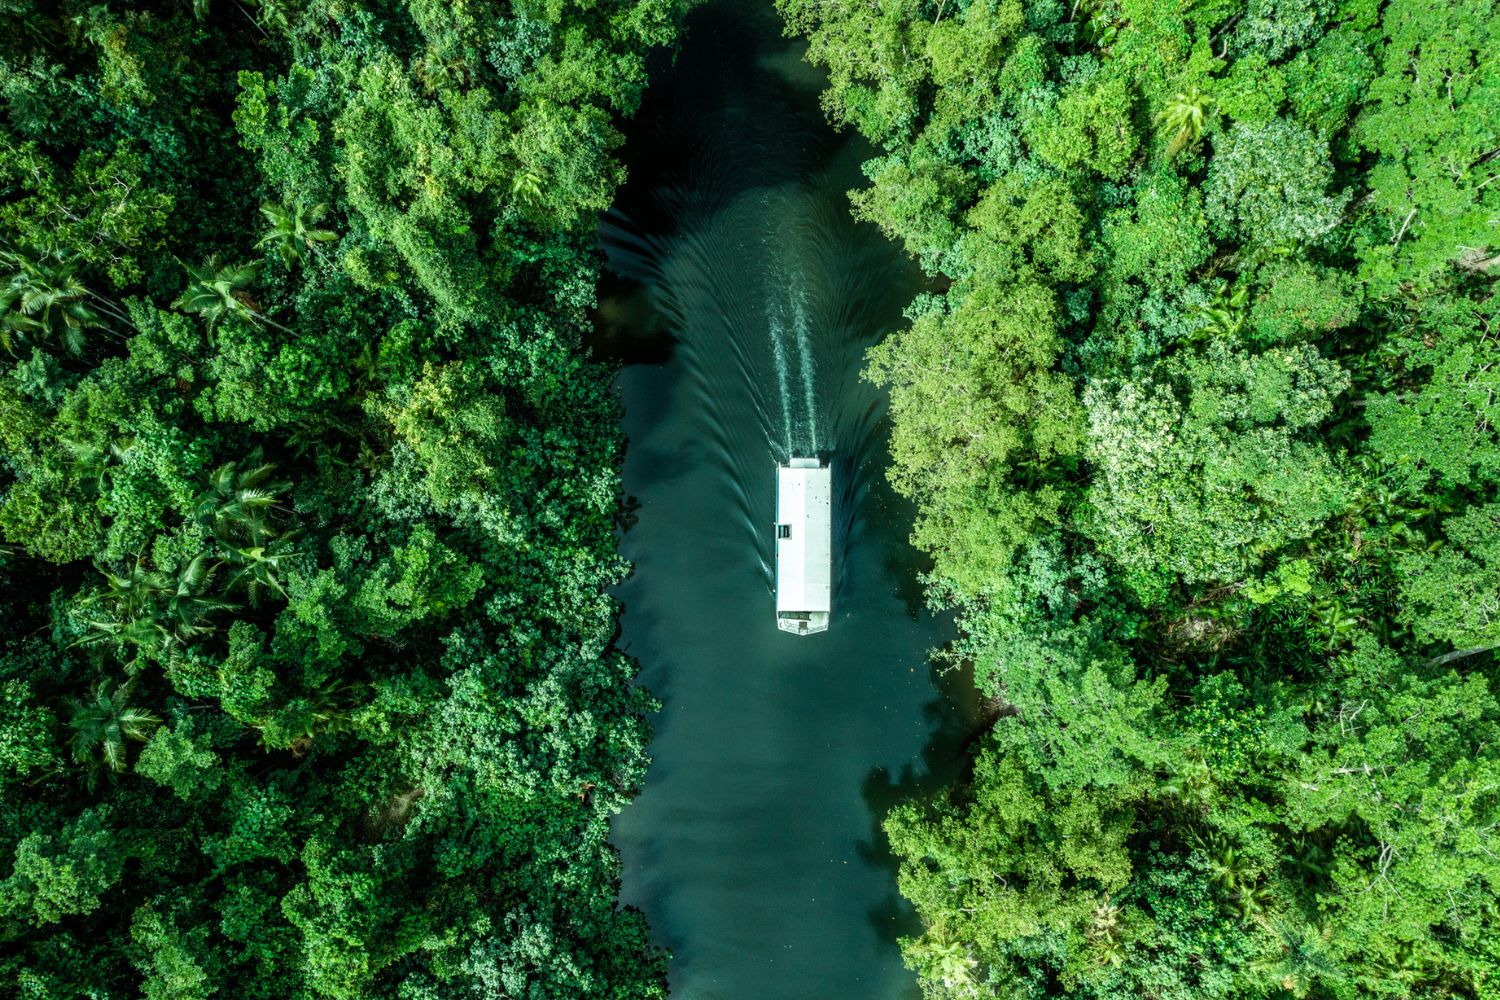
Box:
[782,0,1500,995]
[0,0,680,995]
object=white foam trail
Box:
[768,300,794,453]
[790,280,817,453]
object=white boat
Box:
[774,457,831,634]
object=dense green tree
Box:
[784,0,1500,994]
[0,0,681,995]
[1205,120,1348,250]
[1398,504,1500,651]
[1083,343,1350,594]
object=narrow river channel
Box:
[596,1,981,996]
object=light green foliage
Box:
[963,175,1096,285]
[1352,0,1500,294]
[1213,54,1289,125]
[925,0,1025,110]
[1084,344,1350,589]
[868,282,1081,595]
[852,154,974,273]
[0,145,173,286]
[233,68,326,199]
[1026,75,1141,181]
[334,56,502,317]
[350,525,485,636]
[1205,120,1348,249]
[381,360,527,541]
[887,729,1140,981]
[507,99,627,229]
[780,0,931,146]
[1398,504,1500,650]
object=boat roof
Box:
[775,461,831,614]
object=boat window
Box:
[777,524,791,539]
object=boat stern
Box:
[776,611,830,635]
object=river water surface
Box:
[598,2,980,996]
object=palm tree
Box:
[1190,278,1248,341]
[278,679,362,755]
[1088,898,1127,967]
[193,455,287,547]
[907,925,980,994]
[220,544,292,605]
[61,436,138,497]
[162,553,237,639]
[0,247,109,356]
[68,680,160,773]
[257,199,337,264]
[1153,757,1215,812]
[1157,87,1213,156]
[1250,918,1343,997]
[173,257,263,333]
[77,555,236,669]
[89,559,169,622]
[512,167,545,206]
[1083,7,1119,53]
[246,0,295,32]
[194,456,295,605]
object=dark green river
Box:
[597,1,981,996]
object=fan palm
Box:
[257,199,338,263]
[1157,87,1213,156]
[173,257,263,333]
[68,680,160,773]
[0,247,108,356]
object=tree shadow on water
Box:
[858,669,987,954]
